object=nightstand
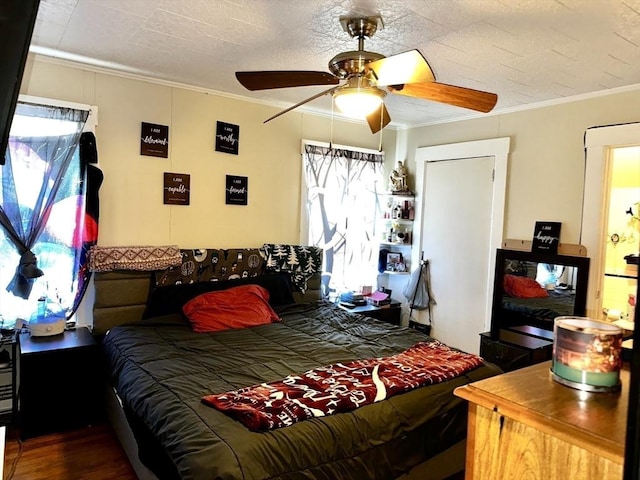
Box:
[339,300,402,325]
[479,330,553,372]
[19,327,104,439]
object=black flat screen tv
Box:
[0,0,41,165]
[490,248,590,336]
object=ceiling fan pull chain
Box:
[330,95,335,150]
[378,104,383,152]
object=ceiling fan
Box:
[236,16,498,134]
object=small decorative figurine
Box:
[389,160,411,194]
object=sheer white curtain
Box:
[303,143,384,297]
[0,100,96,325]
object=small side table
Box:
[479,330,553,372]
[19,327,104,439]
[339,300,402,325]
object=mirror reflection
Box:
[491,249,590,334]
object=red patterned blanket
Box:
[202,341,483,431]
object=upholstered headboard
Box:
[91,245,323,336]
[93,270,153,336]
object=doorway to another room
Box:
[582,123,640,322]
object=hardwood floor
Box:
[1,422,467,480]
[3,423,137,480]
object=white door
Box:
[421,156,494,354]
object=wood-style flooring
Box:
[2,422,467,480]
[3,423,137,480]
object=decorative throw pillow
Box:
[182,284,280,333]
[503,274,549,299]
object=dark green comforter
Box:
[103,301,500,480]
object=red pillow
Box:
[503,274,549,299]
[182,284,280,333]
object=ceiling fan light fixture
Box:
[333,78,386,119]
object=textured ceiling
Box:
[30,0,640,127]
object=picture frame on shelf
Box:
[386,252,404,272]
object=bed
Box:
[93,245,501,480]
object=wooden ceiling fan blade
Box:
[366,103,391,134]
[389,82,498,113]
[264,86,339,124]
[365,50,435,86]
[236,71,339,91]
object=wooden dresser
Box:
[454,361,628,479]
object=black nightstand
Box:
[339,300,402,325]
[479,330,553,372]
[19,327,104,438]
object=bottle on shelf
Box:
[401,200,409,219]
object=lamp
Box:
[333,76,386,119]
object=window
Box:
[303,142,384,296]
[0,99,95,327]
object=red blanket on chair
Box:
[202,341,483,431]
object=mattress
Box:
[103,301,500,480]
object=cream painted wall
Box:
[404,90,640,246]
[18,56,639,272]
[20,55,397,249]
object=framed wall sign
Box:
[226,175,248,205]
[215,121,240,155]
[532,221,561,254]
[163,172,190,205]
[141,122,169,158]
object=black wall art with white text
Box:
[532,221,561,254]
[141,122,169,158]
[215,121,239,155]
[226,175,248,205]
[164,172,190,205]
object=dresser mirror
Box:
[490,248,590,336]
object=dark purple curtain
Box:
[0,102,88,299]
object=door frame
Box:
[414,137,511,332]
[582,122,640,318]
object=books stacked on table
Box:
[339,291,367,306]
